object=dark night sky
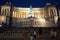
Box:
[0,0,60,8]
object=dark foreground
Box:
[0,27,60,40]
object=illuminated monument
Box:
[0,3,58,27]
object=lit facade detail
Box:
[12,8,47,19]
[1,5,10,16]
[0,15,6,23]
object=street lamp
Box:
[9,1,13,27]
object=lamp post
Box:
[9,1,13,27]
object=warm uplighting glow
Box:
[12,8,46,19]
[38,18,46,22]
[13,11,29,18]
[0,16,6,23]
[1,17,5,21]
[54,16,58,24]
